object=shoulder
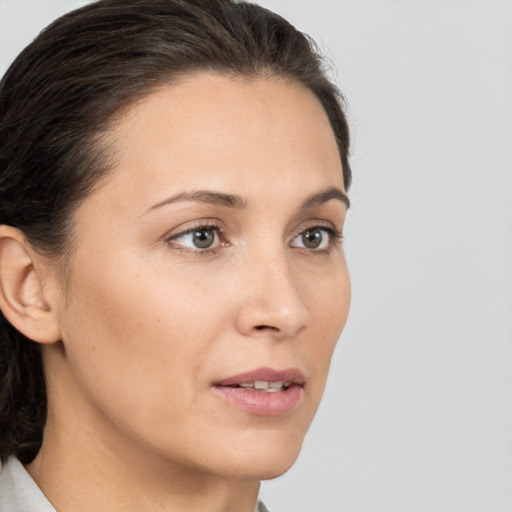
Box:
[257,500,273,512]
[0,456,56,512]
[0,458,273,512]
[0,456,17,510]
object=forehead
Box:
[88,73,344,213]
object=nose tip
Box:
[236,301,309,340]
[234,259,310,340]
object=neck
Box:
[27,413,260,512]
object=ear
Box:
[0,225,61,344]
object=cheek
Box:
[57,260,226,429]
[300,261,350,378]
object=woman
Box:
[0,0,351,510]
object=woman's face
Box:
[46,73,350,480]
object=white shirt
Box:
[0,456,271,512]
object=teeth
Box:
[237,380,288,391]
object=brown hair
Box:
[0,0,351,462]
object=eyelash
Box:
[300,223,344,248]
[166,220,225,256]
[165,221,343,256]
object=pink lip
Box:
[214,367,306,387]
[212,367,305,417]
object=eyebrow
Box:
[147,190,248,212]
[146,185,349,214]
[301,186,350,210]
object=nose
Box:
[234,249,310,340]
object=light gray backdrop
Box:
[1,1,511,511]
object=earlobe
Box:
[0,225,61,344]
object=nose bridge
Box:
[235,238,310,339]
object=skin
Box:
[19,73,350,511]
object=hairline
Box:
[48,69,347,301]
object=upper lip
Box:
[213,367,306,387]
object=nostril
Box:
[255,325,279,331]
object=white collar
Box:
[0,456,56,512]
[0,456,271,512]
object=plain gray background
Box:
[1,1,511,511]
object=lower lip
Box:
[212,385,303,416]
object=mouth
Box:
[211,367,305,416]
[228,380,292,393]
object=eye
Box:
[291,227,332,250]
[169,226,220,250]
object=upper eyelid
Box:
[163,218,343,247]
[292,225,342,242]
[291,220,340,237]
[171,225,218,238]
[167,221,338,238]
[165,219,224,241]
[165,225,223,255]
[166,219,340,234]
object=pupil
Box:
[193,229,214,248]
[303,229,322,249]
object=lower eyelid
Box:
[290,228,334,250]
[166,223,341,253]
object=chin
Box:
[222,455,300,481]
[213,433,306,481]
[199,409,317,480]
[255,458,299,481]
